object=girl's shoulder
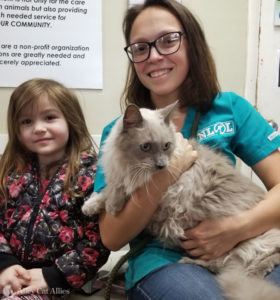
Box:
[80,152,97,167]
[6,162,36,199]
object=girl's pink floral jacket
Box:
[0,154,109,293]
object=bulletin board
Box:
[0,0,102,89]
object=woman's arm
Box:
[182,149,280,260]
[240,149,280,237]
[99,134,197,251]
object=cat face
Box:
[117,103,177,171]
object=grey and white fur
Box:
[82,102,280,300]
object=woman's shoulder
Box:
[215,92,253,108]
[210,92,258,121]
[99,116,122,146]
[102,117,121,133]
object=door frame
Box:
[240,0,262,179]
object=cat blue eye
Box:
[163,142,171,150]
[140,143,151,152]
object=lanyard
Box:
[190,111,200,139]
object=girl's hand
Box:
[0,265,30,294]
[181,215,242,260]
[14,268,49,296]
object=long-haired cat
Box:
[82,102,280,300]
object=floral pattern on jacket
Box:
[0,154,109,289]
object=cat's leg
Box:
[105,187,127,216]
[217,262,280,300]
[246,253,280,277]
[179,256,221,274]
[82,192,106,215]
[82,187,127,216]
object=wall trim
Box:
[240,0,262,179]
[244,0,261,105]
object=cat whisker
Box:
[129,163,152,183]
[129,162,151,173]
[129,165,159,205]
[129,168,151,206]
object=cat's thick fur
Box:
[82,102,280,300]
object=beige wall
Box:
[0,0,248,138]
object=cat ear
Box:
[123,104,143,131]
[160,100,179,124]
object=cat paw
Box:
[82,200,96,216]
[82,192,104,216]
[179,257,197,264]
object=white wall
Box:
[182,0,248,96]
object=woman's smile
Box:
[148,68,172,78]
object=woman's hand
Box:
[0,265,30,295]
[181,215,242,260]
[14,268,49,296]
[169,133,197,179]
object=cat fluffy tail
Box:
[217,266,280,300]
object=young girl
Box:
[94,0,280,299]
[0,78,109,299]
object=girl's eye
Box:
[140,143,151,152]
[46,115,56,121]
[21,119,32,125]
[163,142,171,150]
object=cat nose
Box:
[156,164,165,169]
[155,159,166,169]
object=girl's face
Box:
[130,6,189,108]
[18,94,69,167]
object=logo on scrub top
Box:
[197,121,235,142]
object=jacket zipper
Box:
[23,166,62,263]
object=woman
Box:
[95,0,280,298]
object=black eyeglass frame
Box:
[124,31,185,63]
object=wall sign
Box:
[0,0,102,89]
[128,0,181,7]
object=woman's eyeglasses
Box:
[124,31,184,63]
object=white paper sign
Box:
[0,0,102,89]
[128,0,181,7]
[128,0,144,7]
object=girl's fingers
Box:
[16,267,31,281]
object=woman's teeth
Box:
[150,69,170,78]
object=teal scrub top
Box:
[94,92,280,290]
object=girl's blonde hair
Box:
[0,78,96,201]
